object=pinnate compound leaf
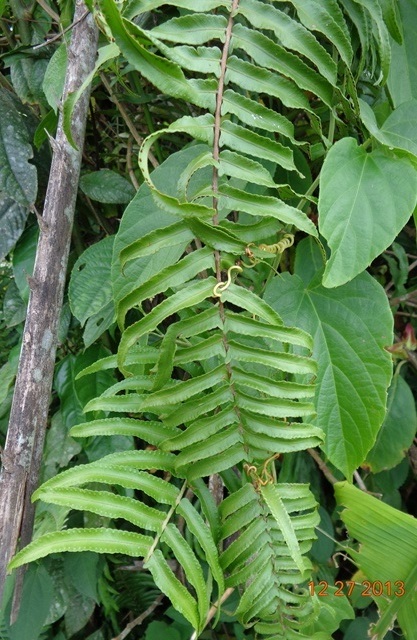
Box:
[318,138,417,288]
[219,184,317,236]
[264,239,393,478]
[365,374,417,473]
[119,221,193,265]
[260,483,305,573]
[238,0,337,85]
[0,88,37,206]
[288,0,353,67]
[232,25,335,108]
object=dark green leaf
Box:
[10,57,49,107]
[64,552,99,602]
[365,375,417,473]
[9,565,54,640]
[69,236,115,326]
[79,170,136,204]
[0,88,37,206]
[43,43,67,112]
[3,279,26,327]
[0,194,29,261]
[12,225,38,303]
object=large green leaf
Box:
[365,374,417,473]
[264,238,393,478]
[0,88,37,206]
[318,137,417,288]
[69,236,115,327]
[43,410,82,480]
[388,0,417,107]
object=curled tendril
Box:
[213,265,243,297]
[244,454,281,490]
[243,234,294,270]
[258,233,294,254]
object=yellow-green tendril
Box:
[213,265,243,297]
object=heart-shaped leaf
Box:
[264,239,393,477]
[318,137,417,288]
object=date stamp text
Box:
[309,580,405,597]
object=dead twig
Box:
[111,593,165,640]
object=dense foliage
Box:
[2,0,417,639]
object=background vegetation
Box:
[1,0,417,639]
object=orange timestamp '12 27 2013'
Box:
[308,580,405,598]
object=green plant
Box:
[7,0,417,638]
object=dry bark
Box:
[0,0,98,614]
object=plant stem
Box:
[189,587,235,640]
[111,593,165,640]
[100,72,159,169]
[308,448,338,485]
[0,2,98,616]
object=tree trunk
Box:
[0,0,98,614]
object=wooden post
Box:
[0,0,98,615]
